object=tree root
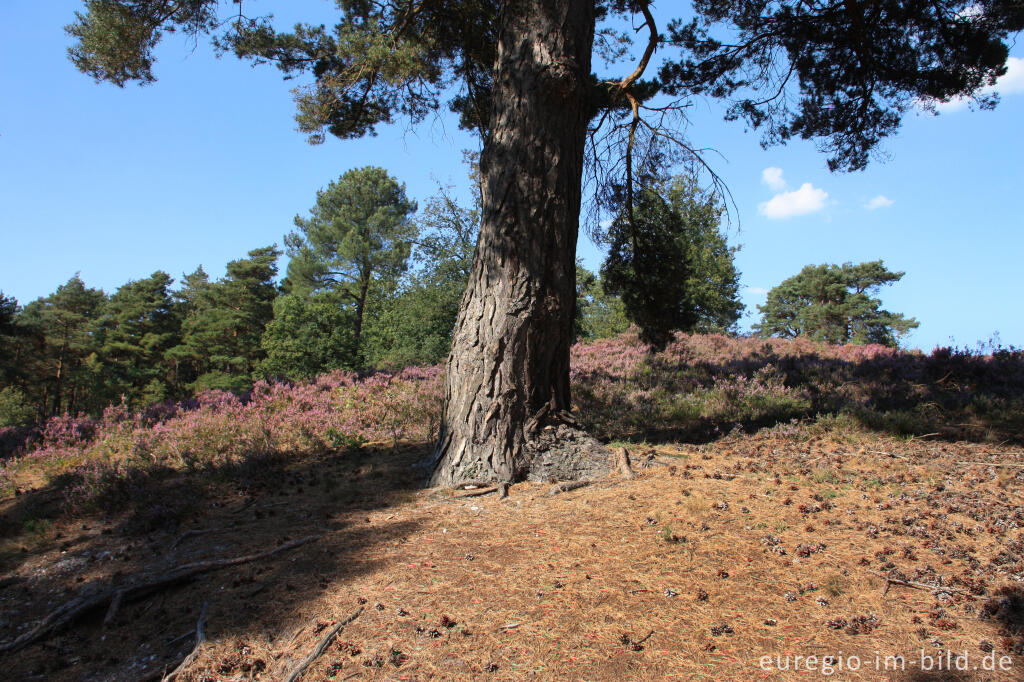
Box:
[0,535,320,655]
[283,607,364,682]
[161,601,208,682]
[103,589,125,629]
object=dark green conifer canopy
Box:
[67,0,1024,171]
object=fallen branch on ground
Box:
[454,486,499,498]
[284,607,364,682]
[548,480,592,496]
[161,601,208,682]
[0,535,320,655]
[953,460,1024,469]
[869,571,977,598]
[862,449,1024,469]
[863,450,913,460]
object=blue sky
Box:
[2,1,1022,351]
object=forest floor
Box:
[1,427,1022,681]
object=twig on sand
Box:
[284,607,364,682]
[0,535,320,655]
[161,601,208,682]
[0,576,24,591]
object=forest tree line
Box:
[1,166,915,427]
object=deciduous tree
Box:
[259,293,358,380]
[574,264,629,342]
[364,186,479,368]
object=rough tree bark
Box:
[430,0,613,486]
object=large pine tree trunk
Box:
[430,0,611,486]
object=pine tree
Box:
[0,292,36,426]
[363,186,478,368]
[0,292,21,386]
[97,271,180,406]
[754,261,919,347]
[18,276,107,416]
[67,0,1022,484]
[167,247,280,393]
[287,167,417,362]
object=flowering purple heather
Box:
[1,332,1021,510]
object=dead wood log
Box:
[0,535,320,655]
[616,447,636,479]
[283,607,363,682]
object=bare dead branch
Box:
[548,480,592,496]
[284,607,364,682]
[0,535,320,655]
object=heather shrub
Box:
[0,366,444,506]
[571,330,1023,442]
[1,331,1021,511]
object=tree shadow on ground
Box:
[981,585,1024,656]
[0,441,431,680]
[898,672,976,682]
[580,344,1024,447]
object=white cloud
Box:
[761,167,787,191]
[864,195,895,210]
[748,286,769,295]
[758,183,829,219]
[958,4,983,19]
[933,56,1024,112]
[997,56,1024,95]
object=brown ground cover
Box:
[1,427,1022,681]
